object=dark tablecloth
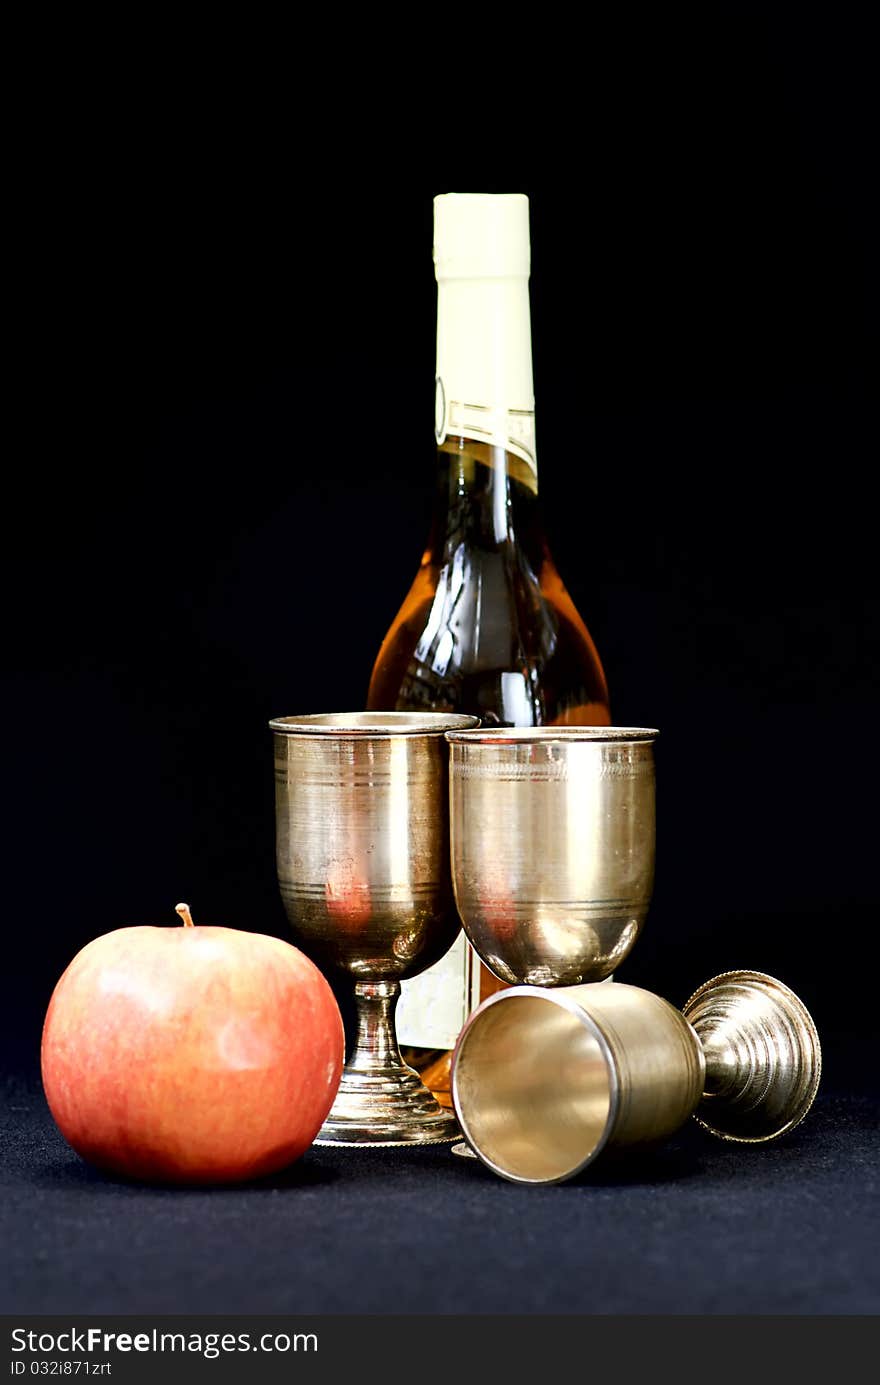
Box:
[2,1079,877,1316]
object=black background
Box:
[3,9,876,1090]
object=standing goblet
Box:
[271,711,478,1146]
[446,726,660,985]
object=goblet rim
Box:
[451,985,621,1186]
[445,725,659,745]
[269,711,480,737]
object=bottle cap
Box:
[433,193,530,280]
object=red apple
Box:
[41,904,344,1184]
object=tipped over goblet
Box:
[271,711,478,1146]
[450,970,821,1184]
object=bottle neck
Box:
[434,275,537,489]
[427,439,544,567]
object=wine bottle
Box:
[366,193,610,1101]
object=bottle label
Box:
[435,380,538,482]
[396,932,481,1050]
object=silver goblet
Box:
[271,711,478,1146]
[450,971,821,1184]
[446,727,660,986]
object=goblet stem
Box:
[313,978,461,1147]
[347,980,404,1074]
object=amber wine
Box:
[367,194,610,1100]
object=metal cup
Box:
[446,727,659,985]
[451,972,821,1184]
[271,711,478,1145]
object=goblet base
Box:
[683,969,821,1143]
[314,1064,461,1146]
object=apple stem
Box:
[175,902,195,928]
